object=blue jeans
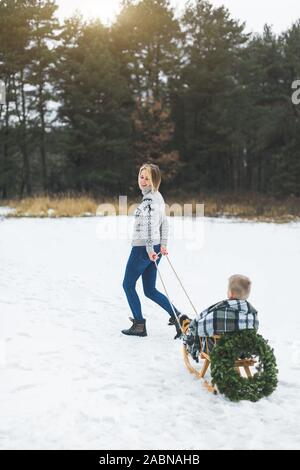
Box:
[122,244,179,321]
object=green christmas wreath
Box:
[210,330,278,402]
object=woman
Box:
[122,163,181,337]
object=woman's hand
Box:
[160,245,168,256]
[149,252,159,261]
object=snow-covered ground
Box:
[0,215,300,450]
[0,206,15,217]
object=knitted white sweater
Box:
[131,187,169,254]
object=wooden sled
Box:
[182,322,257,395]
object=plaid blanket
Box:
[195,299,259,338]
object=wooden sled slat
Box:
[183,335,257,395]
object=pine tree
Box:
[179,0,249,192]
[236,26,288,194]
[132,97,182,184]
[56,17,133,194]
[27,0,61,192]
[0,0,34,197]
[112,0,182,101]
[111,0,183,189]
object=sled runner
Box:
[181,327,257,395]
[154,253,277,401]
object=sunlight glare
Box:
[58,0,122,25]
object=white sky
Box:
[56,0,300,34]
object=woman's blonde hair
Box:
[138,163,161,192]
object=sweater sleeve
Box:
[160,214,169,246]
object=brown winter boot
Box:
[121,318,147,337]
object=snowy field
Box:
[0,214,300,450]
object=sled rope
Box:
[164,255,198,316]
[154,254,184,334]
[154,252,198,334]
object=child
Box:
[181,274,259,360]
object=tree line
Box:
[0,0,299,199]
